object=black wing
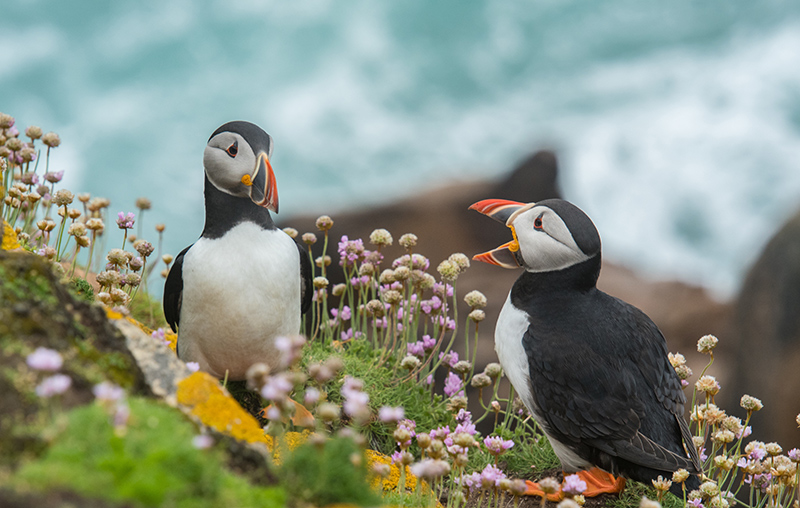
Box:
[525,290,699,473]
[163,245,192,333]
[297,239,312,315]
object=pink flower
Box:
[44,170,64,183]
[35,374,72,397]
[93,381,125,402]
[484,436,515,455]
[340,327,363,342]
[563,474,587,495]
[261,375,292,402]
[439,351,459,368]
[443,371,464,398]
[26,347,63,371]
[186,362,200,372]
[480,464,506,488]
[379,406,405,424]
[192,434,214,449]
[116,211,135,229]
[151,328,170,346]
[114,402,130,427]
[338,235,365,266]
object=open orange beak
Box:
[244,152,279,213]
[469,199,535,269]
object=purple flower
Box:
[738,426,752,439]
[788,448,800,462]
[439,351,459,368]
[114,402,130,427]
[379,406,405,424]
[26,347,63,371]
[44,170,64,183]
[480,464,507,488]
[21,172,39,186]
[425,374,433,385]
[430,426,451,440]
[749,443,767,461]
[151,328,170,346]
[93,381,125,402]
[407,341,425,358]
[331,306,352,322]
[438,315,457,330]
[456,471,483,494]
[433,282,453,298]
[340,327,363,342]
[350,275,371,289]
[341,376,370,419]
[421,334,436,351]
[687,499,704,508]
[186,362,200,372]
[736,457,750,468]
[192,434,214,449]
[35,374,72,397]
[484,436,515,455]
[261,375,292,402]
[390,451,403,464]
[444,371,464,398]
[699,447,708,462]
[563,474,587,495]
[338,235,365,267]
[116,211,135,229]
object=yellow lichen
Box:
[2,219,21,251]
[176,371,272,446]
[365,449,420,492]
[104,307,178,352]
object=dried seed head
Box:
[539,477,560,494]
[5,137,23,151]
[78,193,91,203]
[25,125,43,139]
[419,273,436,290]
[366,299,385,318]
[313,276,329,289]
[766,442,783,456]
[162,254,174,265]
[302,232,317,245]
[107,249,128,267]
[379,269,395,285]
[398,233,417,249]
[448,253,470,271]
[86,218,105,232]
[135,197,151,210]
[393,265,410,281]
[416,432,431,449]
[652,475,672,492]
[369,228,393,247]
[317,402,340,422]
[67,208,81,219]
[96,270,122,287]
[446,396,467,412]
[453,360,471,375]
[134,240,154,258]
[76,235,90,248]
[437,259,459,282]
[52,189,74,207]
[358,262,375,277]
[697,334,719,354]
[464,290,487,309]
[331,283,346,296]
[484,362,503,379]
[740,394,763,412]
[672,469,690,483]
[67,222,86,237]
[315,215,333,231]
[282,227,298,238]
[400,355,421,371]
[0,112,15,128]
[382,289,402,305]
[42,132,61,148]
[316,255,332,268]
[471,373,492,388]
[123,273,141,287]
[469,309,485,322]
[696,375,720,396]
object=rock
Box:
[728,207,800,447]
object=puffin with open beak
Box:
[470,198,701,499]
[163,121,312,380]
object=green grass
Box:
[12,397,285,508]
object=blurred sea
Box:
[3,0,800,297]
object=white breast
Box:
[178,222,301,379]
[494,292,592,471]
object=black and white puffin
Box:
[470,198,701,498]
[163,121,312,380]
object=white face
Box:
[510,205,592,272]
[203,131,271,198]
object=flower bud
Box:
[315,215,334,231]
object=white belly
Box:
[178,222,301,379]
[494,292,591,471]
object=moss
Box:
[11,397,286,508]
[69,276,95,303]
[281,434,381,507]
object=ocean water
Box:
[3,0,800,297]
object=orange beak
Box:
[247,152,279,213]
[470,198,534,269]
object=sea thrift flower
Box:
[151,328,170,346]
[186,362,200,372]
[696,375,720,396]
[315,215,333,231]
[42,132,61,147]
[261,374,292,402]
[444,371,464,397]
[302,232,317,245]
[697,334,718,354]
[116,212,135,229]
[471,373,492,388]
[369,228,393,247]
[282,227,298,238]
[673,469,690,483]
[398,233,417,249]
[464,290,487,309]
[480,464,507,488]
[563,473,588,495]
[26,347,63,371]
[740,394,763,412]
[484,436,515,456]
[36,374,72,397]
[93,381,125,402]
[437,259,459,282]
[448,253,470,271]
[52,189,74,206]
[341,376,370,423]
[338,235,364,266]
[410,459,450,480]
[469,309,485,322]
[379,406,405,424]
[192,434,214,449]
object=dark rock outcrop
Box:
[728,207,800,447]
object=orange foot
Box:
[524,468,626,501]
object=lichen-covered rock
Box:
[0,250,149,468]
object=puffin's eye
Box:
[533,216,544,230]
[226,141,238,158]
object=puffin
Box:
[470,198,701,498]
[163,121,312,380]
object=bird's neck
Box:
[512,254,601,302]
[201,176,275,239]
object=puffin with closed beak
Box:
[470,198,701,499]
[163,121,312,380]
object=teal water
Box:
[3,0,800,295]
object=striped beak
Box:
[246,152,279,213]
[469,199,535,269]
